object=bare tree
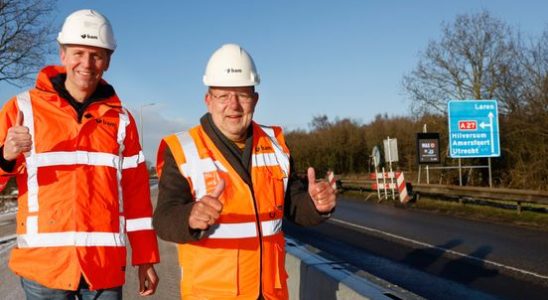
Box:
[403,11,516,115]
[308,114,330,131]
[403,11,548,189]
[497,27,548,189]
[0,0,57,86]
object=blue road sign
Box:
[448,100,500,158]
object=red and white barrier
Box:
[396,172,410,204]
[370,171,409,203]
[369,172,400,180]
[371,183,397,189]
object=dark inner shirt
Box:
[50,73,116,122]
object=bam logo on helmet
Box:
[225,68,242,73]
[80,33,98,40]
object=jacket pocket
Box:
[263,240,288,294]
[190,248,238,297]
[264,166,287,211]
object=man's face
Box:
[205,86,259,141]
[60,45,110,97]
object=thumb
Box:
[209,178,225,198]
[307,167,316,187]
[327,170,336,190]
[16,110,24,126]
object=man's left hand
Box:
[307,167,337,213]
[138,263,159,296]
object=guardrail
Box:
[339,178,548,214]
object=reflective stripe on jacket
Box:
[158,122,290,300]
[0,66,159,290]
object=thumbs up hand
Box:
[307,167,337,213]
[3,111,32,161]
[189,179,225,230]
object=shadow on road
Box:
[402,240,499,285]
[402,239,463,270]
[440,245,498,284]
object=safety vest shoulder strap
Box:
[255,124,290,178]
[160,128,228,199]
[157,134,181,178]
[258,124,288,151]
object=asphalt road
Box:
[285,195,548,299]
[2,189,547,299]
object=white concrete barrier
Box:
[285,237,422,300]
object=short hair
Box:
[59,43,114,57]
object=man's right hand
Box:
[3,111,32,161]
[189,179,225,230]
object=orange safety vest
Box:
[0,66,159,290]
[157,122,290,300]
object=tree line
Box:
[286,110,546,191]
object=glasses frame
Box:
[208,91,256,105]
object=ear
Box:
[205,92,214,113]
[59,47,67,65]
[204,92,212,105]
[254,92,259,104]
[104,54,111,71]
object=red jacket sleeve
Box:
[0,97,26,176]
[120,110,160,265]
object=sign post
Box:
[371,146,382,200]
[416,132,440,184]
[417,133,440,164]
[383,137,398,200]
[448,100,501,187]
[448,100,500,157]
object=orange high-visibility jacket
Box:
[0,66,160,290]
[157,122,290,300]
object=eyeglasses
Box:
[209,92,255,104]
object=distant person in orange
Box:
[153,43,337,299]
[0,9,159,299]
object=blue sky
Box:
[1,0,547,160]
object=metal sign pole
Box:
[458,158,462,186]
[422,124,428,185]
[372,146,382,200]
[374,158,381,200]
[382,167,387,200]
[389,168,395,201]
[386,136,395,201]
[488,157,493,188]
[387,136,392,170]
[376,170,381,200]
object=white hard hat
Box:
[57,9,117,51]
[203,44,260,87]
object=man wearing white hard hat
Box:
[0,9,159,299]
[153,44,337,299]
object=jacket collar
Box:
[35,65,120,106]
[200,113,254,186]
[35,65,122,121]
